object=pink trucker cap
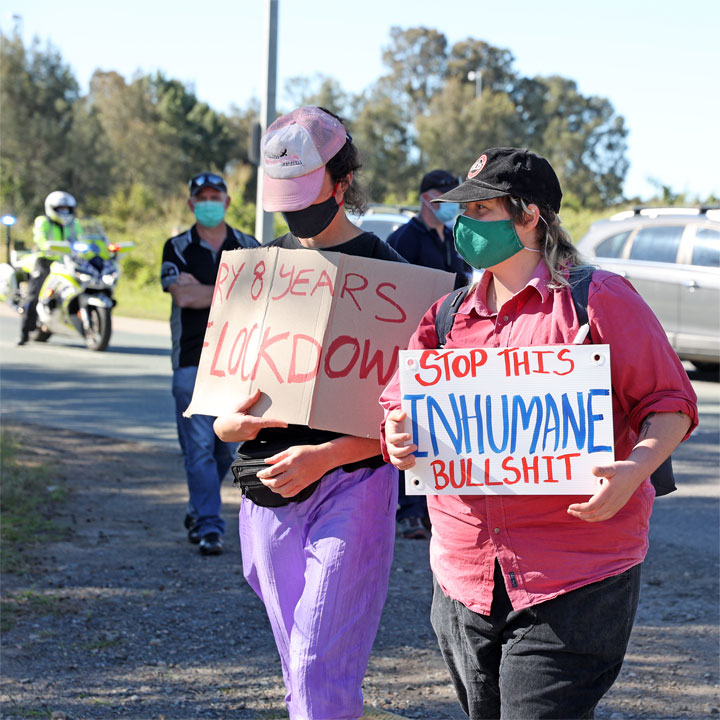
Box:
[261,107,347,212]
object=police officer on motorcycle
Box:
[18,191,83,345]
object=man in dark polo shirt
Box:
[161,172,258,555]
[387,169,473,539]
[387,169,472,291]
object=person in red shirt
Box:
[380,147,698,720]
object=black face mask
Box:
[282,194,340,239]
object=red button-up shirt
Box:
[380,262,698,614]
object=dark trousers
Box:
[21,257,51,336]
[431,561,641,720]
[396,470,428,521]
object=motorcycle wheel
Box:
[84,305,112,351]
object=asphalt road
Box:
[0,305,179,449]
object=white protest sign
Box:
[399,345,614,495]
[185,246,454,438]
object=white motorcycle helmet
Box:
[45,191,77,226]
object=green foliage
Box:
[4,21,712,280]
[0,30,80,217]
[283,74,351,118]
[0,430,69,575]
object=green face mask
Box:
[193,200,226,228]
[453,215,525,269]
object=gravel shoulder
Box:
[1,421,718,720]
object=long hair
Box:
[317,107,368,214]
[503,196,587,288]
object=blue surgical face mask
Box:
[193,200,226,228]
[433,201,460,224]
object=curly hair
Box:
[317,107,368,214]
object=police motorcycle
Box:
[0,220,131,351]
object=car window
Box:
[691,227,720,268]
[594,231,631,258]
[628,225,684,263]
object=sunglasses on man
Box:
[189,173,227,194]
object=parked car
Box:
[577,206,720,371]
[353,204,415,242]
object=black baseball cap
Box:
[188,172,227,197]
[433,148,562,213]
[420,169,459,195]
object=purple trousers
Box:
[239,463,397,720]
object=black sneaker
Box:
[16,333,29,346]
[184,513,200,544]
[199,532,223,556]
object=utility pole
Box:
[254,0,278,246]
[467,69,482,99]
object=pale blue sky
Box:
[4,0,719,201]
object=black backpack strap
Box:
[568,265,595,344]
[435,286,470,348]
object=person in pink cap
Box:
[214,106,407,720]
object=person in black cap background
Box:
[160,172,258,555]
[388,169,472,292]
[381,148,697,719]
[386,169,473,540]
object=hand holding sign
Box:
[213,389,288,443]
[399,344,615,495]
[385,409,418,471]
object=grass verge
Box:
[113,281,170,321]
[0,429,69,575]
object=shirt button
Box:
[502,315,510,322]
[493,527,501,534]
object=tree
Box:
[349,89,419,202]
[379,26,448,118]
[283,74,351,118]
[87,70,240,198]
[446,38,518,95]
[0,31,80,218]
[531,76,629,207]
[416,79,527,176]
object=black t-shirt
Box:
[238,230,407,468]
[269,230,407,263]
[161,225,258,368]
[387,215,472,290]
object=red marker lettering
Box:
[375,282,406,323]
[311,269,334,296]
[554,348,575,376]
[209,321,229,377]
[271,263,294,301]
[290,267,313,296]
[340,273,368,311]
[212,262,229,307]
[226,262,246,299]
[324,335,360,378]
[288,334,322,384]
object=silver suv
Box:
[353,204,415,242]
[577,206,720,371]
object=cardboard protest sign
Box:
[399,345,614,495]
[185,246,454,438]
